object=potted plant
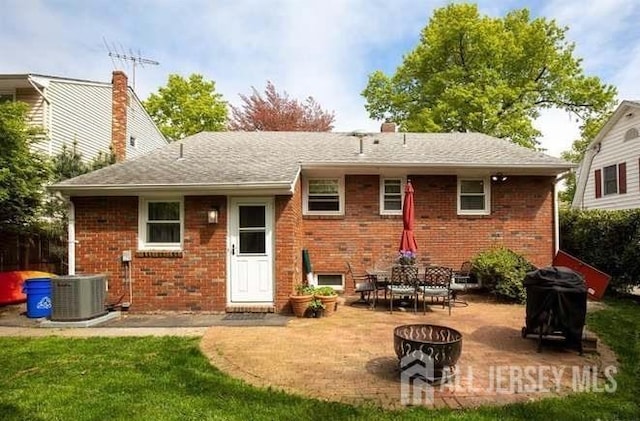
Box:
[290,284,314,318]
[308,298,325,318]
[314,286,338,316]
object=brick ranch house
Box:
[52,127,573,313]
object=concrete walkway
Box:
[0,303,290,337]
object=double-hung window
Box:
[139,198,183,250]
[603,165,618,195]
[457,178,490,215]
[380,178,403,215]
[304,178,344,215]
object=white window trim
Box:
[457,177,491,216]
[379,177,405,215]
[313,273,345,291]
[303,176,345,216]
[602,164,618,196]
[138,197,184,250]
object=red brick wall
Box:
[111,71,128,162]
[73,195,227,312]
[301,174,555,293]
[274,178,303,311]
[72,173,555,311]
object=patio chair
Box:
[450,261,472,307]
[418,266,453,315]
[346,262,374,304]
[387,265,419,314]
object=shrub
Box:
[471,246,535,303]
[560,208,640,292]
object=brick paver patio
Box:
[200,296,617,409]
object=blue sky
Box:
[2,0,640,157]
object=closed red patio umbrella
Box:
[399,180,418,253]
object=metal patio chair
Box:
[387,265,419,313]
[450,261,472,307]
[346,262,374,304]
[418,266,453,315]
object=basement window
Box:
[315,274,344,290]
[138,198,183,250]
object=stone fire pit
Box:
[394,324,463,382]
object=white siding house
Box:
[0,72,166,162]
[572,100,640,210]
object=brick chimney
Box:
[111,71,128,162]
[380,122,396,133]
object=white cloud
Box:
[1,0,639,155]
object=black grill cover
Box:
[523,266,587,350]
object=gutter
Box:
[49,181,295,196]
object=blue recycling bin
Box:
[23,278,52,318]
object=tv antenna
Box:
[103,38,159,91]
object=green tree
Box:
[144,74,228,140]
[0,101,50,231]
[40,142,116,266]
[362,4,616,148]
[560,112,612,204]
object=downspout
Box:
[27,76,53,156]
[553,172,571,256]
[67,198,76,275]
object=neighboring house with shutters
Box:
[572,100,640,210]
[0,71,166,162]
[52,126,573,313]
[0,71,166,272]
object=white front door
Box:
[228,197,274,303]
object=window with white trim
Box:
[380,178,403,214]
[603,165,617,195]
[139,198,183,250]
[457,178,490,215]
[315,274,344,290]
[303,178,344,215]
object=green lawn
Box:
[0,299,638,421]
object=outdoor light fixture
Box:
[491,173,508,182]
[207,207,219,224]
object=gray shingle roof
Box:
[53,131,573,193]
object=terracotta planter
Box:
[315,294,338,316]
[289,294,313,317]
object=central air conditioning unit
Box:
[51,274,107,321]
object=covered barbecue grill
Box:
[521,266,587,354]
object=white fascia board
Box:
[50,182,294,197]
